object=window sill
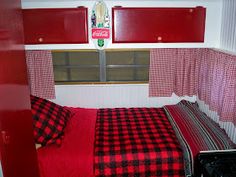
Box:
[55,81,148,85]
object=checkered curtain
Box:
[149,48,201,97]
[25,50,55,99]
[149,48,236,126]
[198,49,236,125]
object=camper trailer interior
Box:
[0,0,236,177]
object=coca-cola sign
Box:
[92,28,110,39]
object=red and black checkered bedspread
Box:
[94,108,185,177]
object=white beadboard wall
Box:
[197,98,236,144]
[220,0,236,53]
[51,84,196,108]
[22,0,223,50]
[213,0,236,143]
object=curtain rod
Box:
[212,48,236,56]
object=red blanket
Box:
[37,108,97,177]
[94,108,185,177]
[37,103,235,177]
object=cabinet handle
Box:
[157,36,162,42]
[38,37,43,42]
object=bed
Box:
[30,96,235,177]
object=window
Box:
[52,50,150,84]
[53,51,100,82]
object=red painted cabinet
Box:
[112,7,206,43]
[0,0,40,177]
[23,8,88,44]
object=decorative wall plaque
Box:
[91,0,110,50]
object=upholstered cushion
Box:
[30,95,71,146]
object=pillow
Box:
[169,100,236,148]
[30,95,71,146]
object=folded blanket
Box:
[164,100,235,177]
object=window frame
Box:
[52,49,150,85]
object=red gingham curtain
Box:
[25,50,56,99]
[149,48,236,126]
[198,49,236,125]
[149,48,201,97]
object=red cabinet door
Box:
[23,8,88,44]
[112,7,206,43]
[0,0,40,177]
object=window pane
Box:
[107,68,134,81]
[52,50,100,83]
[106,51,149,65]
[54,68,68,81]
[106,51,134,65]
[68,51,99,65]
[107,67,148,81]
[135,51,150,65]
[136,68,149,81]
[52,52,66,65]
[106,51,149,82]
[70,68,100,82]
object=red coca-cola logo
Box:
[92,28,110,39]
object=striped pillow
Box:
[164,100,235,176]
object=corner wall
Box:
[220,0,236,53]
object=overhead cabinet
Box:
[112,7,206,43]
[23,8,88,44]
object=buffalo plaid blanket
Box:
[95,108,185,177]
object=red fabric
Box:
[164,100,235,176]
[149,48,201,97]
[31,95,71,146]
[198,49,236,125]
[37,107,97,177]
[25,50,55,99]
[95,108,185,177]
[166,101,235,157]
